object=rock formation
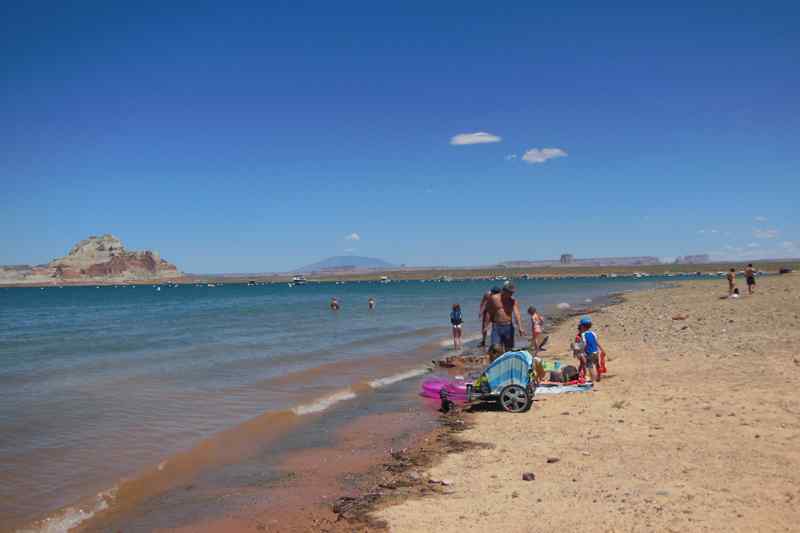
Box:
[0,235,181,285]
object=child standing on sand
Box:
[577,316,606,383]
[450,304,464,350]
[527,306,545,351]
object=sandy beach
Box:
[375,274,800,532]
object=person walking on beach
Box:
[527,306,545,351]
[726,268,736,297]
[483,283,525,357]
[745,264,756,294]
[368,297,376,310]
[478,287,500,348]
[450,303,464,350]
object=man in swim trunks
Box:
[478,286,501,348]
[483,283,525,358]
[745,264,756,294]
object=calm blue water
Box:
[0,276,666,528]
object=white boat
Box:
[291,275,307,285]
[379,276,390,284]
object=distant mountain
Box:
[298,256,395,272]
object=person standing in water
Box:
[450,303,464,350]
[483,283,525,357]
[330,297,340,310]
[368,297,376,310]
[744,264,756,294]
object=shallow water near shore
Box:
[0,276,669,530]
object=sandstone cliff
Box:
[0,235,181,285]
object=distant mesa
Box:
[298,256,394,273]
[501,255,663,268]
[673,254,711,264]
[0,234,181,285]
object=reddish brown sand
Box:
[377,274,800,532]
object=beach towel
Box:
[534,383,593,396]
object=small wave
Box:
[291,389,357,415]
[368,367,430,389]
[20,488,116,533]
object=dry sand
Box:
[376,274,800,532]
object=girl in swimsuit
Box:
[450,303,464,350]
[527,306,544,351]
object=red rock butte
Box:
[0,235,181,285]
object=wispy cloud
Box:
[505,154,517,160]
[344,247,356,253]
[522,148,568,164]
[450,132,502,145]
[711,240,798,260]
[752,228,779,239]
[698,229,719,235]
[344,232,361,241]
[754,216,768,222]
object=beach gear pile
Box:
[420,349,594,412]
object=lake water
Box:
[0,276,668,530]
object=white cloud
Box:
[754,216,768,222]
[753,228,779,239]
[344,232,361,241]
[710,229,719,234]
[450,132,501,145]
[522,148,568,164]
[505,154,517,160]
[344,248,356,253]
[746,242,760,248]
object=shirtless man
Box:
[744,264,756,294]
[478,286,501,347]
[726,268,736,297]
[483,283,525,357]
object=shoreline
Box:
[13,275,794,531]
[1,263,796,288]
[372,274,800,532]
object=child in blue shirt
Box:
[578,316,606,382]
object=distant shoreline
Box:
[2,260,796,288]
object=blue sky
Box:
[2,1,798,273]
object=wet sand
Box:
[376,274,800,532]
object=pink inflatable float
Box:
[420,376,468,403]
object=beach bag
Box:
[561,365,579,382]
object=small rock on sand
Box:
[522,472,536,481]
